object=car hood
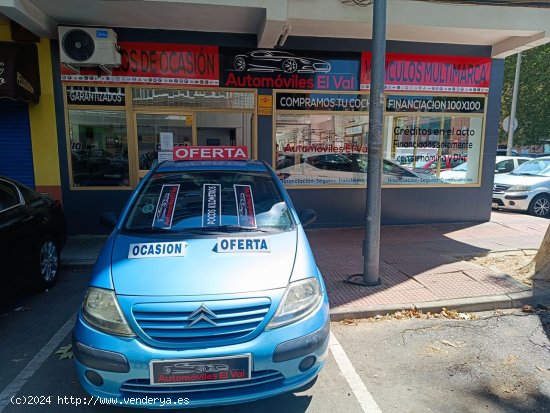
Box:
[494,173,550,186]
[111,231,297,296]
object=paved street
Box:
[1,265,549,412]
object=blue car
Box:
[73,155,329,408]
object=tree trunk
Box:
[534,224,550,281]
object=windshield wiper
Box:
[185,225,269,233]
[121,227,181,235]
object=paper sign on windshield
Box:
[234,185,256,228]
[202,184,221,227]
[153,184,179,229]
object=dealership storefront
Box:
[53,30,500,233]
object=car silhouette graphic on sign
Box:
[233,51,331,73]
[162,362,230,374]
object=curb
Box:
[329,289,549,321]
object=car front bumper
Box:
[73,295,330,409]
[492,191,533,212]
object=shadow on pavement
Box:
[471,386,550,413]
[307,215,539,312]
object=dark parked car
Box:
[0,176,67,289]
[305,153,353,171]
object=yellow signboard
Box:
[258,95,272,116]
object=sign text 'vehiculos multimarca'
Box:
[173,146,248,161]
[361,53,492,93]
[61,42,219,85]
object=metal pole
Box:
[362,0,386,286]
[507,52,521,156]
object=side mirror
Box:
[299,209,317,227]
[100,211,118,229]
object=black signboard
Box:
[276,92,370,112]
[66,86,125,106]
[220,48,360,91]
[385,95,485,114]
[0,41,41,103]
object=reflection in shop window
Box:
[68,110,129,187]
[385,115,482,185]
[275,114,370,186]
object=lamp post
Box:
[506,52,521,155]
[341,0,386,286]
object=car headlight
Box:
[267,278,322,329]
[507,185,531,192]
[82,287,134,337]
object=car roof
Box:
[155,160,268,173]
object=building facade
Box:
[1,0,549,234]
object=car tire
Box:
[528,194,550,218]
[234,57,246,71]
[282,59,298,73]
[34,236,60,290]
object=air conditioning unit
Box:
[59,26,121,67]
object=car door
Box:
[0,180,32,270]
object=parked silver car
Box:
[492,156,550,217]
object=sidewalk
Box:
[61,211,550,320]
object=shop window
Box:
[384,115,482,184]
[68,110,129,187]
[132,89,255,110]
[275,113,369,186]
[275,94,485,187]
[137,114,193,170]
[383,95,485,185]
[196,112,252,148]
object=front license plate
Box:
[491,203,499,209]
[149,355,251,386]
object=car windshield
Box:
[510,158,550,177]
[123,170,295,234]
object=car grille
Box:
[493,184,511,193]
[492,198,505,206]
[119,370,285,399]
[131,297,271,349]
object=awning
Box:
[0,41,41,103]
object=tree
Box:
[534,227,550,282]
[500,43,550,148]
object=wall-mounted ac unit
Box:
[59,26,121,67]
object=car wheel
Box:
[35,236,60,290]
[234,57,246,71]
[528,194,550,218]
[283,59,298,73]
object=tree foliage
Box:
[500,43,550,147]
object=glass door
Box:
[136,113,193,174]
